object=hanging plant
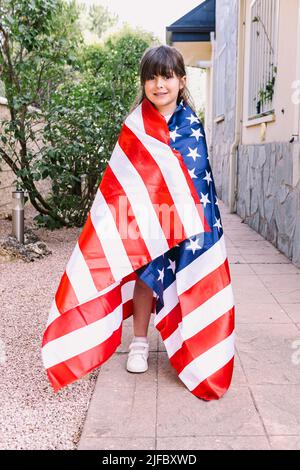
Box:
[252,15,277,113]
[258,65,277,105]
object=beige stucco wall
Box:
[242,0,300,144]
[172,41,212,66]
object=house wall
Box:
[237,141,300,266]
[236,0,300,267]
[211,0,239,205]
[242,0,299,144]
[172,41,212,66]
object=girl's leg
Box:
[132,277,153,337]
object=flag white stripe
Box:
[178,331,235,390]
[120,280,135,303]
[163,284,234,357]
[126,105,205,238]
[42,305,123,369]
[176,234,227,296]
[181,284,234,340]
[66,242,98,304]
[90,188,133,280]
[154,235,227,326]
[121,279,156,304]
[110,143,169,258]
[46,300,61,328]
[46,280,121,329]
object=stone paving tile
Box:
[157,352,185,389]
[251,385,300,435]
[96,352,158,389]
[250,264,300,275]
[235,303,292,324]
[231,275,278,304]
[236,323,300,385]
[227,264,256,276]
[156,436,271,450]
[232,240,278,247]
[228,254,248,264]
[80,383,157,440]
[269,436,300,450]
[255,275,300,304]
[227,234,269,242]
[239,253,292,264]
[78,437,156,450]
[156,386,266,437]
[236,246,282,255]
[280,304,300,323]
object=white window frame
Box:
[247,0,279,120]
[214,42,226,120]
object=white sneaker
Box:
[126,341,149,373]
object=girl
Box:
[125,45,235,400]
[127,45,192,373]
[42,45,235,401]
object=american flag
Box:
[41,98,235,400]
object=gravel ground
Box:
[0,206,99,450]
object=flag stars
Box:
[200,192,211,208]
[190,127,203,141]
[187,146,201,162]
[186,237,203,254]
[179,99,187,110]
[167,258,176,274]
[186,114,200,125]
[213,217,222,231]
[215,196,219,206]
[203,170,212,186]
[157,267,164,283]
[170,126,181,142]
[188,168,198,179]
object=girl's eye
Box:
[148,75,171,80]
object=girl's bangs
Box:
[142,53,180,82]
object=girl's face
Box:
[144,71,186,116]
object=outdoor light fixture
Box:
[12,190,25,244]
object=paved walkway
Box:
[78,201,300,451]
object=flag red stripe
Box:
[138,100,210,237]
[42,282,122,345]
[170,308,235,374]
[78,213,115,290]
[155,302,182,340]
[156,258,231,341]
[100,164,153,269]
[191,357,235,400]
[179,258,232,317]
[55,272,78,315]
[141,98,170,144]
[119,124,189,246]
[47,326,122,392]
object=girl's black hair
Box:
[129,45,196,113]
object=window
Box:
[215,42,226,118]
[248,0,279,117]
